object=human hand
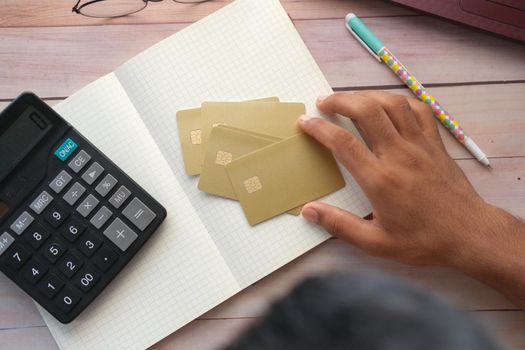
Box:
[298,91,508,267]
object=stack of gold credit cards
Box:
[176,97,346,226]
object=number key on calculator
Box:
[0,92,167,323]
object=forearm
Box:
[450,205,525,309]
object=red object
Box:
[390,0,525,42]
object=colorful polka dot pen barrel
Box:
[345,13,490,167]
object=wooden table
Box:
[1,1,524,349]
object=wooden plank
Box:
[1,16,525,99]
[0,0,417,28]
[0,275,46,329]
[2,82,524,159]
[0,327,58,350]
[2,311,524,350]
[297,16,525,88]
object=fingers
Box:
[356,91,422,141]
[317,93,401,151]
[302,201,386,251]
[318,92,446,152]
[406,98,446,150]
[298,116,376,179]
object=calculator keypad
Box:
[76,194,99,218]
[78,232,102,257]
[63,182,86,206]
[1,143,164,322]
[90,206,112,229]
[49,170,73,194]
[109,186,131,209]
[61,218,86,243]
[24,223,50,249]
[29,191,54,214]
[92,246,119,272]
[44,240,67,263]
[0,232,15,256]
[10,211,34,235]
[95,174,117,197]
[103,218,138,252]
[39,274,65,298]
[5,244,31,270]
[81,162,104,185]
[23,259,48,285]
[68,150,91,173]
[58,253,83,278]
[45,204,69,228]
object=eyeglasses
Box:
[72,0,212,18]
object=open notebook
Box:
[40,0,372,349]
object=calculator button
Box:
[122,198,157,231]
[44,241,67,264]
[45,204,69,228]
[90,206,112,229]
[76,194,99,218]
[75,268,100,293]
[58,253,83,278]
[0,232,15,256]
[68,150,91,173]
[23,259,48,285]
[61,218,87,243]
[81,162,104,185]
[95,174,118,197]
[39,274,65,298]
[24,223,50,249]
[56,287,82,313]
[10,211,34,235]
[29,190,54,214]
[63,182,86,206]
[109,186,131,209]
[93,246,118,271]
[54,138,78,162]
[103,218,138,252]
[78,233,102,257]
[4,244,31,270]
[49,170,73,194]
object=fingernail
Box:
[298,114,316,123]
[302,206,319,224]
[317,95,328,103]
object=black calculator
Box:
[0,92,167,323]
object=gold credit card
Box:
[199,125,302,215]
[199,125,279,199]
[176,97,279,176]
[176,108,203,176]
[200,101,305,151]
[226,133,345,225]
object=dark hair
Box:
[225,273,501,350]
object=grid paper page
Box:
[116,0,372,288]
[41,73,240,350]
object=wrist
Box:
[449,203,524,282]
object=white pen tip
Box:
[345,13,356,23]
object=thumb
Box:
[302,202,384,249]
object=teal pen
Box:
[345,13,490,167]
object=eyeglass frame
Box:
[72,0,211,18]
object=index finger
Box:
[298,116,377,182]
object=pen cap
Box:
[346,13,384,55]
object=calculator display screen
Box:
[0,108,52,183]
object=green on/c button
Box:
[54,138,78,161]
